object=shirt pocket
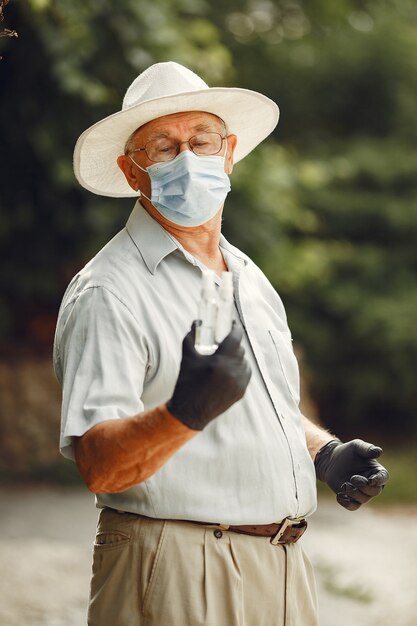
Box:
[268,329,301,405]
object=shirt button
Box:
[214,529,223,539]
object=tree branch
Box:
[0,0,18,58]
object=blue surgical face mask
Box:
[130,150,231,227]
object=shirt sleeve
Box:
[54,285,150,460]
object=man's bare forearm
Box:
[302,414,335,461]
[73,404,197,493]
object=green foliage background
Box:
[1,0,417,442]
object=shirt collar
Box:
[219,234,248,267]
[126,201,248,274]
[126,201,179,275]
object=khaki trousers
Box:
[88,508,318,626]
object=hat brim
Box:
[73,87,279,197]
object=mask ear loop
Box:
[129,155,152,202]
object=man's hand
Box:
[167,320,252,430]
[314,439,389,511]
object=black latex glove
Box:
[167,320,252,430]
[314,438,390,511]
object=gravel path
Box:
[0,485,416,625]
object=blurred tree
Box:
[0,0,18,44]
[224,139,417,441]
[1,0,417,444]
[0,0,233,348]
[217,0,417,440]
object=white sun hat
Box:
[74,61,280,197]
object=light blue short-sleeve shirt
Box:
[53,202,317,524]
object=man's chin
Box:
[140,199,223,231]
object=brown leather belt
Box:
[112,509,307,545]
[190,517,308,545]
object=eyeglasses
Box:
[128,132,227,163]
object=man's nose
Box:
[178,140,192,154]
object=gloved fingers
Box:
[351,469,389,489]
[339,481,355,494]
[349,475,368,488]
[336,493,362,511]
[182,320,202,354]
[353,439,383,459]
[216,320,244,355]
[339,482,375,504]
[242,360,252,386]
[363,485,384,498]
[350,473,387,496]
[368,469,390,487]
[367,446,383,458]
[357,483,384,498]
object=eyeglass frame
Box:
[127,131,228,163]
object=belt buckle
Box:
[270,517,306,545]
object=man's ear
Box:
[117,154,139,190]
[225,135,237,175]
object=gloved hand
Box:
[314,438,389,511]
[167,320,252,430]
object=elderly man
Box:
[54,62,389,626]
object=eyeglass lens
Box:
[146,132,224,162]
